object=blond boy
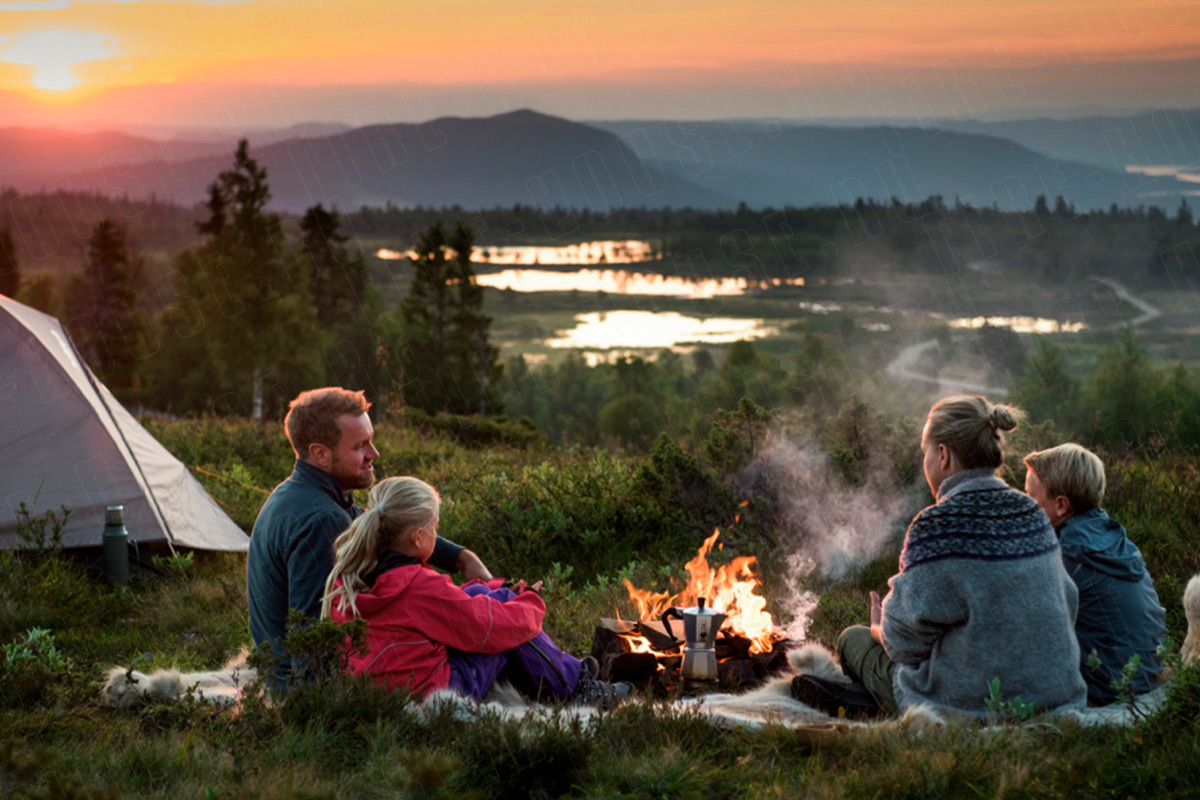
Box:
[1024,444,1167,704]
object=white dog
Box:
[1182,574,1200,668]
[101,650,254,709]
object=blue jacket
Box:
[247,460,463,680]
[1058,507,1166,704]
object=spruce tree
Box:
[70,219,149,399]
[446,220,500,414]
[1009,338,1080,431]
[1177,198,1194,228]
[300,203,366,330]
[300,203,375,393]
[0,228,18,298]
[147,140,324,417]
[399,221,499,414]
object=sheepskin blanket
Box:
[100,644,1170,732]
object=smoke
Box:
[738,434,916,641]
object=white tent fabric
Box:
[0,294,249,551]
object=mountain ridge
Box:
[2,110,1193,212]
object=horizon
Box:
[7,102,1200,140]
[1,1,1199,129]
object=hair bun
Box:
[989,404,1022,432]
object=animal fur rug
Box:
[103,574,1200,731]
[98,641,1172,732]
[100,645,860,728]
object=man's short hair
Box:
[285,388,371,458]
[1024,443,1106,513]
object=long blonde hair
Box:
[927,395,1024,470]
[320,476,441,619]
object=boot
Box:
[790,674,882,719]
[569,655,633,708]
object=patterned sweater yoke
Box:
[883,467,1088,717]
[900,469,1059,572]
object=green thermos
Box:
[103,505,130,586]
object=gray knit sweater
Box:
[882,468,1088,717]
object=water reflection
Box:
[478,269,802,297]
[797,300,844,314]
[948,316,1088,334]
[1126,165,1200,184]
[376,239,656,265]
[547,311,778,350]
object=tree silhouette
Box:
[145,140,323,417]
[1009,338,1080,432]
[399,221,500,415]
[70,219,149,399]
[300,203,366,330]
[0,228,18,298]
[299,203,376,394]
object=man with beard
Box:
[248,387,492,684]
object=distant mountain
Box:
[125,121,357,148]
[5,111,1192,213]
[3,111,732,212]
[934,108,1200,177]
[0,128,223,184]
[594,119,1192,211]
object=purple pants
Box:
[446,585,584,702]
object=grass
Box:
[3,416,1200,798]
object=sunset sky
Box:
[1,0,1198,130]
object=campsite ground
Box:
[3,415,1200,799]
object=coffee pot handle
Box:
[660,607,683,642]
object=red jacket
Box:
[331,565,546,696]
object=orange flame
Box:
[623,527,777,654]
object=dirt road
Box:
[884,339,1005,395]
[884,276,1162,394]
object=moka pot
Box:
[661,597,728,682]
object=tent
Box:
[0,293,249,552]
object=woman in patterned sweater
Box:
[832,396,1088,718]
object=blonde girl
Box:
[322,477,625,704]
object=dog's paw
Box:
[102,667,151,708]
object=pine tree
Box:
[1009,338,1080,432]
[1177,198,1194,228]
[1033,195,1050,218]
[70,219,149,399]
[1080,334,1163,449]
[399,221,499,414]
[146,140,324,417]
[446,220,500,414]
[0,228,18,298]
[196,183,227,237]
[299,203,376,393]
[300,203,366,330]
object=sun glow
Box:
[1,28,116,92]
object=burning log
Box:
[590,624,666,690]
[622,526,777,654]
[591,620,793,693]
[717,641,792,689]
[600,520,796,693]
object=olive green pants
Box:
[837,625,899,716]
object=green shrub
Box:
[400,407,548,449]
[451,715,592,800]
[0,627,74,707]
[13,498,71,555]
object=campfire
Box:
[591,520,793,693]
